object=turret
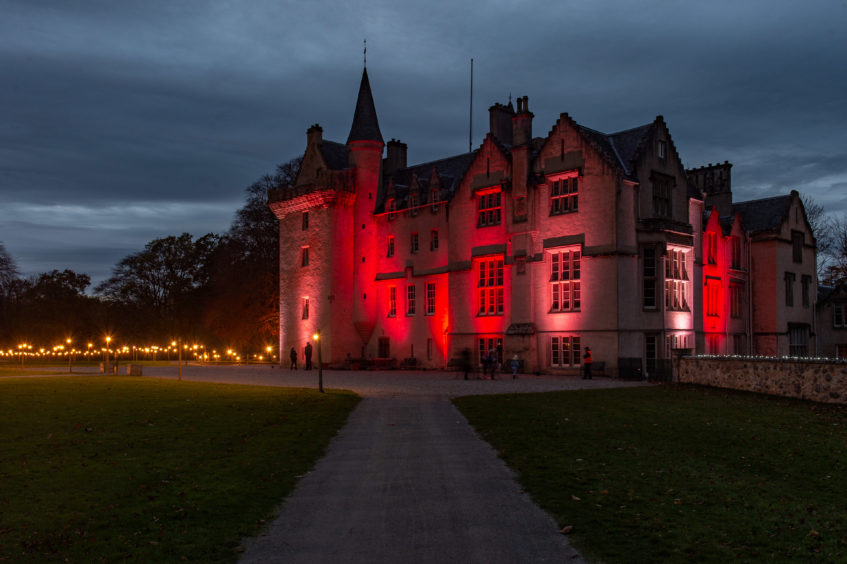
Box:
[347,68,385,350]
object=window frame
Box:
[549,247,581,313]
[476,188,502,227]
[301,246,310,267]
[388,286,396,317]
[406,284,416,315]
[477,257,504,316]
[425,282,435,315]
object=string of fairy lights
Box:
[1,340,279,365]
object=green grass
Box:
[454,385,847,563]
[0,376,359,562]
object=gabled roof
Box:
[577,122,654,177]
[319,140,349,170]
[378,151,477,212]
[732,194,793,235]
[347,68,384,144]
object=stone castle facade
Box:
[269,68,818,376]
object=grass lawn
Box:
[454,385,847,563]
[0,375,359,562]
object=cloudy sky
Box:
[2,0,845,286]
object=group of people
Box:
[289,342,313,370]
[286,340,594,379]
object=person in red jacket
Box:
[583,347,593,379]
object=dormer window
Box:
[410,192,419,216]
[657,140,667,159]
[431,188,439,212]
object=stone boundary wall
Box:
[678,357,847,404]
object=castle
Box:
[269,68,818,377]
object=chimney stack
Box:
[488,102,514,145]
[385,139,408,175]
[307,123,323,146]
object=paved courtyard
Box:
[140,365,648,563]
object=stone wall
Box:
[678,356,847,404]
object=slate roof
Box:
[378,151,478,212]
[347,68,384,144]
[732,194,793,235]
[319,141,349,170]
[577,122,653,177]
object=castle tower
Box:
[347,68,385,352]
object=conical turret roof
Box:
[347,68,384,144]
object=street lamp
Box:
[313,331,324,393]
[172,340,182,381]
[105,336,112,373]
[66,338,73,373]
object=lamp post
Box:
[172,340,182,381]
[105,336,112,373]
[313,331,324,393]
[66,338,72,373]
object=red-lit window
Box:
[478,258,504,316]
[550,176,578,215]
[550,249,580,312]
[664,248,689,311]
[406,284,416,315]
[301,246,310,267]
[551,335,581,367]
[705,279,720,317]
[302,211,309,230]
[388,286,396,317]
[430,229,439,251]
[643,247,656,309]
[301,297,309,320]
[706,232,717,264]
[425,282,435,315]
[477,190,502,227]
[411,232,419,253]
[730,236,741,268]
[387,198,395,220]
[387,236,395,257]
[478,337,503,366]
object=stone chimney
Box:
[687,161,733,216]
[307,123,323,147]
[488,102,514,145]
[385,139,408,175]
[512,96,533,147]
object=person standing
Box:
[304,341,313,371]
[583,346,593,379]
[511,354,519,379]
[289,347,297,370]
[461,347,472,380]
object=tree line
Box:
[0,158,300,355]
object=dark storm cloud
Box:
[1,0,846,285]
